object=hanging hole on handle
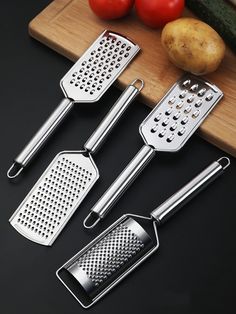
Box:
[217,157,230,170]
[131,79,144,92]
[83,212,101,229]
[7,162,24,179]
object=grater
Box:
[9,79,144,246]
[84,74,224,228]
[57,157,230,308]
[7,30,140,179]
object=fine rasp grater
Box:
[83,74,224,228]
[9,79,144,246]
[57,157,230,308]
[7,30,140,179]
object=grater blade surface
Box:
[60,30,140,102]
[140,75,223,152]
[9,152,98,246]
[67,218,151,298]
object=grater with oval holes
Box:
[84,74,224,229]
[57,157,230,308]
[7,30,140,179]
[9,79,144,246]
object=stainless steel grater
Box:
[57,157,230,308]
[7,30,140,178]
[84,74,223,228]
[9,79,144,246]
[67,218,150,297]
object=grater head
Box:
[140,75,223,152]
[9,151,98,246]
[60,30,140,102]
[57,215,158,308]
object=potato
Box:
[161,17,225,75]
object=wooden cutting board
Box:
[29,0,236,156]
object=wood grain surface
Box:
[28,0,236,156]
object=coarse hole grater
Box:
[57,157,230,308]
[9,79,144,246]
[7,30,140,179]
[84,74,224,228]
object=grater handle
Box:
[84,79,144,154]
[151,157,230,224]
[7,98,74,179]
[83,144,156,228]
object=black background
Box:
[1,1,236,313]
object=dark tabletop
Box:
[1,1,236,314]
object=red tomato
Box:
[135,0,185,28]
[89,0,134,20]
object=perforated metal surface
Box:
[61,30,140,102]
[140,75,223,152]
[79,223,143,286]
[9,152,98,245]
[67,218,151,296]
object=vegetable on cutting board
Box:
[88,0,134,19]
[186,0,236,53]
[88,0,185,27]
[161,17,226,75]
[135,0,185,28]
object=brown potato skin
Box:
[161,17,225,75]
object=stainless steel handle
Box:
[151,157,230,224]
[7,98,74,179]
[83,145,156,228]
[84,79,144,154]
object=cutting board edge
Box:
[198,129,236,157]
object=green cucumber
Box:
[186,0,236,53]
